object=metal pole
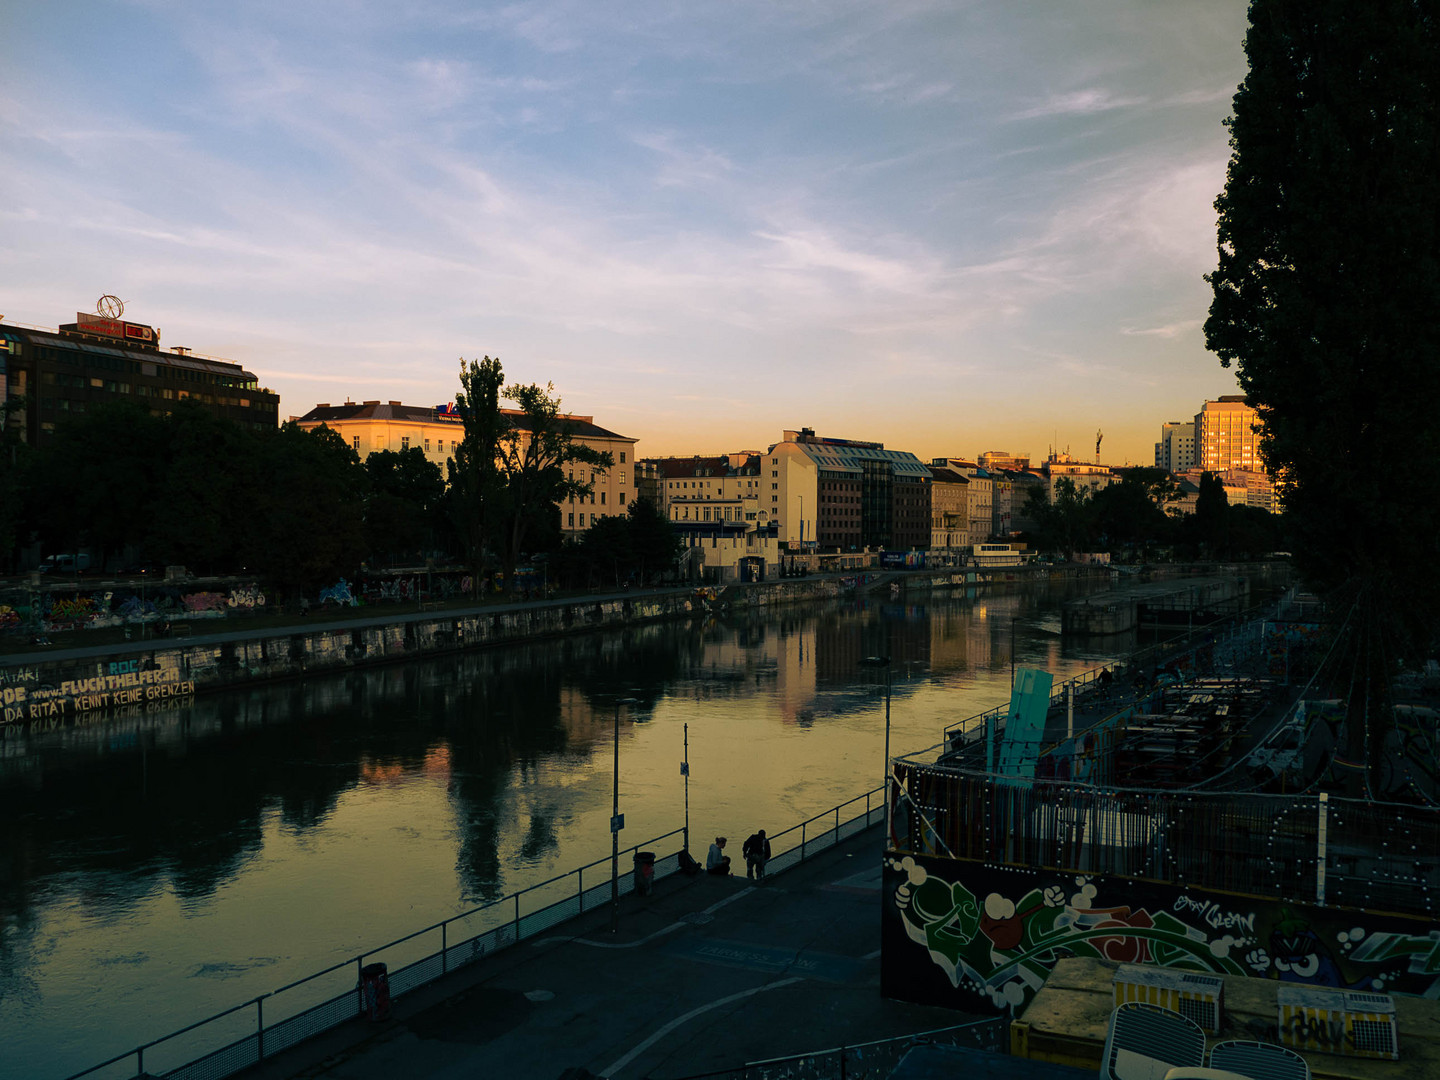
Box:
[683,722,690,854]
[611,701,620,933]
[883,662,892,846]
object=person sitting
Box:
[706,836,732,876]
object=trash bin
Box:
[633,851,656,896]
[359,962,392,1021]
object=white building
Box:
[1154,422,1196,472]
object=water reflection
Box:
[0,578,1121,1079]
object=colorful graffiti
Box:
[319,579,357,607]
[0,605,19,630]
[182,591,228,613]
[882,854,1439,1015]
[227,584,266,609]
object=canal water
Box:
[0,578,1124,1080]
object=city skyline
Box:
[4,1,1249,465]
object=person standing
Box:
[706,836,731,876]
[742,829,770,880]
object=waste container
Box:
[359,962,392,1021]
[633,851,656,896]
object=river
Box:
[0,577,1125,1080]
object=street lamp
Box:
[609,697,636,934]
[860,656,892,846]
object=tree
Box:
[448,357,512,596]
[365,447,446,566]
[249,422,367,599]
[627,497,681,584]
[497,381,612,588]
[1205,1,1440,793]
[21,401,167,567]
[1205,0,1440,656]
[148,401,257,574]
[1024,479,1093,559]
[1089,470,1175,561]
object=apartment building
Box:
[295,400,638,537]
[781,429,930,551]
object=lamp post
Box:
[609,697,636,934]
[861,655,892,845]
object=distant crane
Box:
[1095,429,1103,463]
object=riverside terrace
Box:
[880,602,1440,1020]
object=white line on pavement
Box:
[570,886,758,949]
[598,976,805,1077]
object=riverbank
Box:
[0,565,1116,726]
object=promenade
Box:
[240,824,985,1080]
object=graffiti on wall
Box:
[882,853,1440,1015]
[1,658,194,725]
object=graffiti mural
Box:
[881,853,1440,1015]
[1,658,195,724]
[318,579,357,607]
[227,584,266,609]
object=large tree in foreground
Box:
[1206,1,1440,795]
[1205,0,1440,658]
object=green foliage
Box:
[1089,471,1176,557]
[498,380,613,580]
[247,422,367,596]
[448,357,512,593]
[1024,478,1094,558]
[21,401,167,566]
[553,498,680,589]
[365,447,446,565]
[1205,0,1440,654]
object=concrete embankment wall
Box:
[0,566,1117,725]
[1,578,842,723]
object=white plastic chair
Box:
[1208,1039,1311,1080]
[1099,1001,1207,1080]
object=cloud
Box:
[1007,88,1148,121]
[1123,319,1204,339]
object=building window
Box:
[353,436,360,450]
[401,436,410,449]
[620,451,626,463]
[620,471,626,486]
[568,513,574,526]
[601,491,606,505]
[425,438,431,452]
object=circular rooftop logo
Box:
[96,295,125,319]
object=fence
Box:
[65,787,887,1080]
[671,1016,1007,1080]
[890,762,1440,917]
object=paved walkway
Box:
[242,826,981,1080]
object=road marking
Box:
[598,976,804,1077]
[569,888,757,949]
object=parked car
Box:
[39,553,92,574]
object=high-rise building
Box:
[1194,396,1261,473]
[1154,421,1196,472]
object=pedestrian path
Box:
[241,825,979,1080]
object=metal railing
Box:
[670,1016,1007,1080]
[65,787,887,1080]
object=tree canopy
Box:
[1205,0,1440,656]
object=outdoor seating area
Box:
[1010,958,1439,1080]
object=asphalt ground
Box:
[241,824,982,1080]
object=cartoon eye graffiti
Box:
[1288,954,1320,978]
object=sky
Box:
[2,0,1251,467]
